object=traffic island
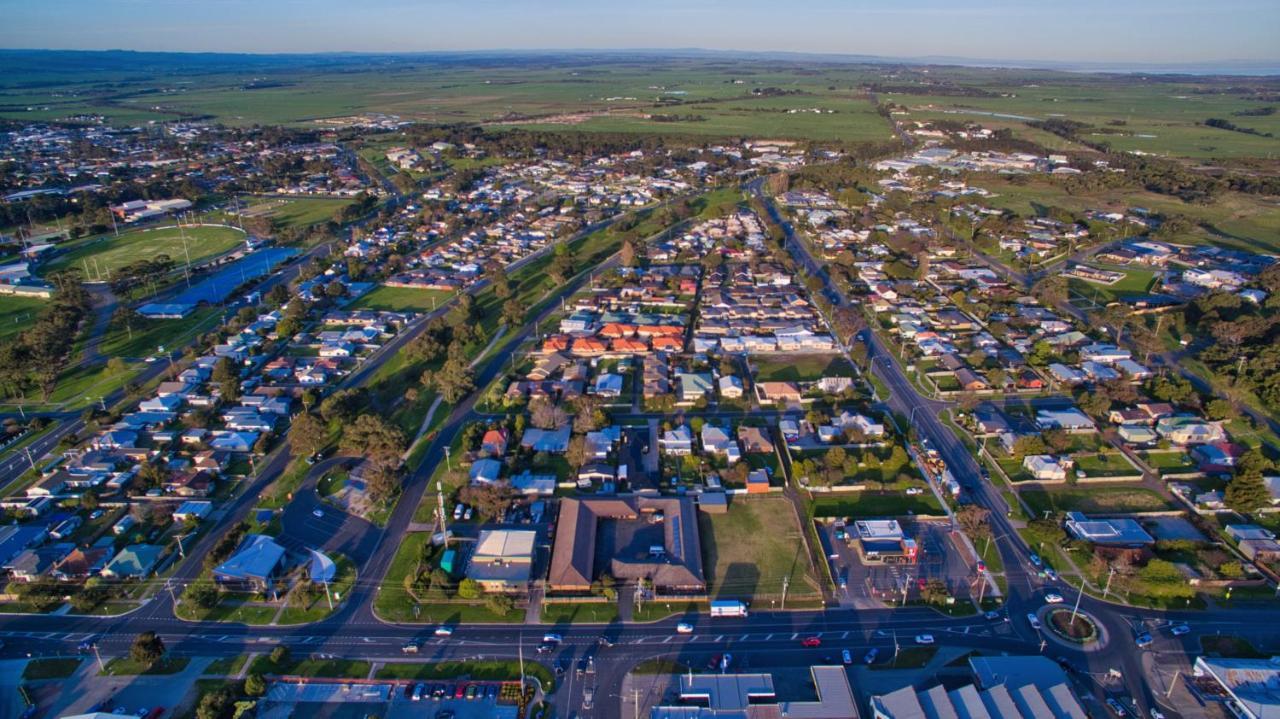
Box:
[1047,608,1099,645]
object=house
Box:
[208,431,259,452]
[577,463,616,487]
[1064,512,1154,547]
[1117,425,1158,446]
[469,458,504,485]
[480,428,509,457]
[172,501,213,523]
[737,426,774,454]
[700,425,740,464]
[1192,442,1244,472]
[52,546,111,580]
[661,425,694,455]
[755,381,803,406]
[835,411,885,438]
[817,376,854,394]
[5,544,73,582]
[1155,416,1226,446]
[1023,455,1071,481]
[1036,408,1096,432]
[593,373,624,398]
[100,544,165,578]
[746,469,771,494]
[467,529,536,593]
[520,426,571,453]
[213,534,286,591]
[718,375,744,399]
[678,373,714,403]
[954,368,988,392]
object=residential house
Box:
[661,425,694,455]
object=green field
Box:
[810,491,945,518]
[699,498,820,601]
[0,294,47,341]
[1069,265,1157,303]
[751,354,854,383]
[348,285,456,312]
[239,197,354,228]
[42,225,247,277]
[1019,486,1174,516]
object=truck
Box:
[709,600,748,618]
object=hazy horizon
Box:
[3,0,1278,68]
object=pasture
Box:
[40,225,247,278]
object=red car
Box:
[454,684,466,699]
[800,636,822,648]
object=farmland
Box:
[39,225,247,278]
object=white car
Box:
[312,508,324,518]
[542,633,563,644]
[452,504,464,520]
[914,634,934,645]
[676,623,693,634]
[1044,592,1065,604]
[434,626,453,637]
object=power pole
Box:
[1069,587,1085,626]
[436,481,449,544]
[781,575,789,610]
[1103,566,1116,599]
[93,643,105,673]
[1165,670,1182,699]
[634,688,640,719]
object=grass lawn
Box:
[249,654,371,678]
[700,498,819,601]
[810,491,945,518]
[869,646,938,670]
[42,225,247,277]
[100,306,223,358]
[0,294,47,341]
[632,601,708,623]
[203,654,249,676]
[1072,452,1141,477]
[239,197,353,229]
[276,555,357,624]
[540,601,620,625]
[1068,265,1157,303]
[22,657,82,680]
[100,657,191,676]
[1138,450,1199,474]
[1200,635,1266,658]
[376,660,554,692]
[348,285,456,312]
[1019,486,1174,516]
[751,354,853,383]
[374,532,430,622]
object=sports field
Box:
[348,285,456,312]
[238,197,353,229]
[41,225,247,278]
[0,294,47,341]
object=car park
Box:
[915,634,935,644]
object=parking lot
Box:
[819,518,979,607]
[259,681,518,719]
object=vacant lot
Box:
[42,225,246,277]
[348,285,455,312]
[699,498,819,600]
[752,354,854,383]
[1020,486,1173,516]
[1069,264,1157,303]
[810,491,944,518]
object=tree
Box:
[459,483,516,520]
[422,354,475,404]
[339,414,406,471]
[501,299,524,327]
[187,582,219,609]
[288,412,327,459]
[365,464,401,504]
[457,578,482,599]
[1225,471,1271,513]
[1011,434,1048,459]
[956,505,992,541]
[244,673,267,697]
[529,397,569,429]
[920,579,949,605]
[565,436,588,469]
[620,238,638,267]
[484,593,515,617]
[490,265,512,300]
[130,631,165,666]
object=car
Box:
[916,578,927,590]
[536,642,555,654]
[454,684,466,699]
[401,641,420,654]
[800,636,822,648]
[1045,567,1059,581]
[487,685,498,699]
[1135,633,1153,648]
[1029,553,1042,568]
[77,638,97,653]
[312,508,324,518]
[1027,614,1042,630]
[1105,697,1128,716]
[841,650,852,665]
[404,684,415,699]
[463,507,474,521]
[839,578,848,590]
[1170,624,1191,637]
[976,561,986,573]
[412,684,425,701]
[583,686,595,710]
[89,510,104,521]
[984,610,1001,621]
[452,504,464,520]
[720,653,732,671]
[915,634,935,645]
[1150,709,1166,719]
[578,656,593,674]
[1044,592,1065,604]
[864,648,879,665]
[597,635,614,648]
[434,626,453,637]
[543,633,563,644]
[555,659,568,675]
[676,622,693,634]
[465,685,478,700]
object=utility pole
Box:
[436,481,449,543]
[634,688,640,719]
[323,579,333,610]
[93,643,105,673]
[1165,670,1182,699]
[901,573,911,607]
[1069,587,1085,626]
[444,445,452,472]
[1103,566,1116,599]
[781,575,789,611]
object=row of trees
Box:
[0,274,91,400]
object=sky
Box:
[2,0,1278,67]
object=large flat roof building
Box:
[1193,656,1280,719]
[870,656,1086,719]
[1063,512,1154,547]
[467,529,536,593]
[651,665,858,719]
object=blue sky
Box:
[2,0,1277,65]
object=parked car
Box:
[465,685,478,700]
[984,610,1002,621]
[707,654,723,670]
[1105,697,1128,716]
[915,634,935,645]
[864,648,878,665]
[412,684,425,701]
[1027,614,1042,630]
[676,622,693,634]
[452,504,465,520]
[800,636,822,647]
[841,650,852,665]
